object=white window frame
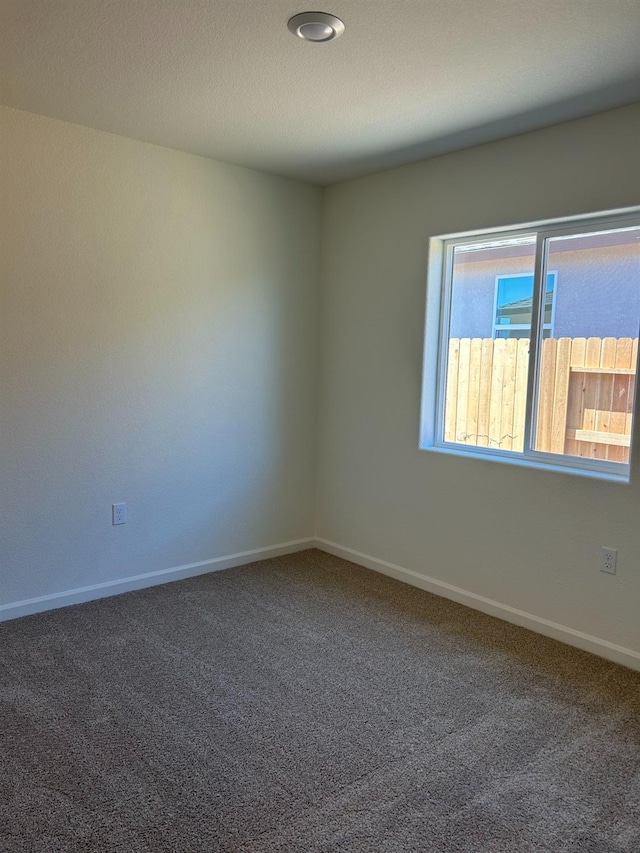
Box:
[419,206,640,482]
[492,271,557,339]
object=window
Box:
[420,208,640,480]
[493,272,556,339]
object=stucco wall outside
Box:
[450,242,639,339]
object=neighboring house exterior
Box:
[450,231,640,340]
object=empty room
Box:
[2,1,640,850]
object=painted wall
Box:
[1,107,321,605]
[317,104,640,654]
[3,100,640,661]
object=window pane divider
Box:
[434,241,456,444]
[522,233,547,456]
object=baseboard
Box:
[0,538,315,623]
[7,534,639,673]
[315,537,640,673]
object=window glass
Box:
[495,273,555,336]
[445,237,535,451]
[533,226,640,464]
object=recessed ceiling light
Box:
[287,12,345,43]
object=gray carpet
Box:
[2,549,640,852]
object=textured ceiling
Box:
[1,0,640,184]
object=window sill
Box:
[420,442,631,484]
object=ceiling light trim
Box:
[287,12,345,43]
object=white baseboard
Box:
[6,534,639,674]
[0,538,315,623]
[315,537,640,673]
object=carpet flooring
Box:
[2,548,640,852]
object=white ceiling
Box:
[1,0,640,185]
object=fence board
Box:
[500,338,518,451]
[582,337,603,457]
[550,337,571,454]
[444,338,459,442]
[594,338,617,460]
[536,338,557,452]
[467,338,483,445]
[488,339,506,448]
[456,338,471,443]
[609,338,633,463]
[628,339,639,444]
[512,338,529,452]
[565,337,586,458]
[476,338,494,447]
[568,429,630,447]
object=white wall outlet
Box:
[601,546,617,575]
[112,503,127,525]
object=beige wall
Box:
[1,106,321,605]
[317,104,640,655]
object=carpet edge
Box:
[0,538,316,622]
[315,537,640,673]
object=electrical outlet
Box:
[601,546,617,575]
[112,503,127,525]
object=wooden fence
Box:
[444,336,637,462]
